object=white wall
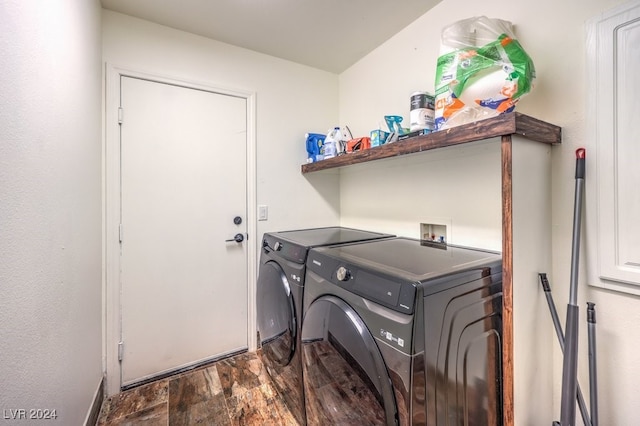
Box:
[0,0,103,424]
[338,0,635,424]
[102,11,341,239]
[339,140,502,251]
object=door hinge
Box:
[119,224,123,243]
[118,341,124,361]
[118,107,123,124]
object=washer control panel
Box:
[307,251,416,314]
[262,235,306,263]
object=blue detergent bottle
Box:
[306,133,325,163]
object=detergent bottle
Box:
[323,127,340,159]
[335,127,349,155]
[305,133,325,163]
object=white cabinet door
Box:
[587,1,640,294]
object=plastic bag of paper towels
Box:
[434,16,535,130]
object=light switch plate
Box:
[258,205,268,221]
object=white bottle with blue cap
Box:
[323,127,341,159]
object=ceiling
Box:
[100,0,441,73]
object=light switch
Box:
[258,205,268,221]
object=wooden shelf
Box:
[301,112,561,174]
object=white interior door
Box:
[119,76,248,386]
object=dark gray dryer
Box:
[302,237,503,425]
[256,227,394,425]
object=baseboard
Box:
[83,376,104,426]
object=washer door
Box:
[301,295,397,426]
[257,260,296,367]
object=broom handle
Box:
[569,148,586,305]
[587,302,599,426]
[539,273,591,426]
[559,148,586,426]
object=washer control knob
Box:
[274,241,282,251]
[336,266,351,282]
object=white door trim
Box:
[103,64,257,396]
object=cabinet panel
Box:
[615,18,640,273]
[587,1,640,292]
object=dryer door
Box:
[257,260,296,367]
[301,295,397,426]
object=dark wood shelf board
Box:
[301,112,561,174]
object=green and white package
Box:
[434,16,536,130]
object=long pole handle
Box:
[540,273,591,426]
[559,148,587,426]
[587,302,599,426]
[569,148,586,305]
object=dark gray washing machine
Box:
[302,237,503,426]
[256,227,394,425]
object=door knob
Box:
[226,233,244,243]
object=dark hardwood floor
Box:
[96,351,299,425]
